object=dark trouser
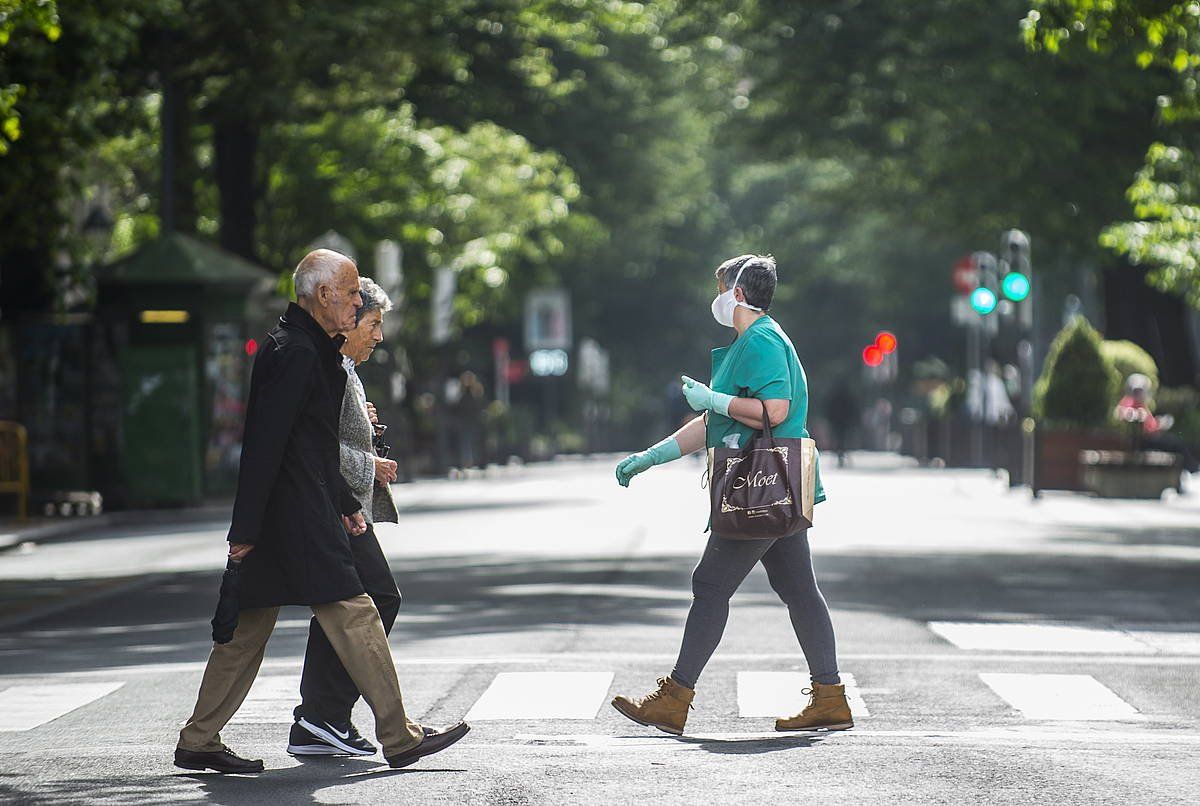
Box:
[671,529,841,689]
[295,524,402,724]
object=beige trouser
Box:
[177,594,423,757]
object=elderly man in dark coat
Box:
[174,249,468,774]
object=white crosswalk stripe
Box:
[929,622,1160,654]
[0,682,124,731]
[979,673,1141,721]
[735,671,871,717]
[465,672,615,720]
[228,674,300,725]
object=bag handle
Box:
[756,398,774,441]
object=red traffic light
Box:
[244,338,259,357]
[862,344,884,367]
[875,331,897,354]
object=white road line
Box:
[979,673,1142,721]
[512,728,1200,749]
[466,672,615,721]
[929,622,1157,654]
[0,682,124,731]
[736,671,870,718]
[228,674,299,725]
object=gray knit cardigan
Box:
[339,357,398,524]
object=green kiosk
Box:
[96,234,267,507]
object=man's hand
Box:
[366,401,378,424]
[374,456,398,484]
[229,543,254,561]
[343,511,367,536]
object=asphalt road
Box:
[0,454,1197,805]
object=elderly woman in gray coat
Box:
[288,277,407,757]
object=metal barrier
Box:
[0,421,30,520]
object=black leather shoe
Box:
[386,722,470,769]
[174,746,265,774]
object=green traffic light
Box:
[970,287,998,316]
[1002,272,1031,302]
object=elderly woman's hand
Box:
[374,456,398,484]
[366,401,378,424]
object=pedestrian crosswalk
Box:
[0,669,1148,733]
[2,620,1188,733]
[0,681,124,731]
[979,673,1141,721]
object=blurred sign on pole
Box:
[493,337,511,406]
[374,239,403,339]
[578,338,610,394]
[431,267,456,346]
[951,254,977,295]
[524,289,572,351]
[950,296,976,326]
[530,348,569,377]
[307,229,356,260]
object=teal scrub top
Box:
[706,315,826,505]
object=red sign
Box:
[952,255,977,295]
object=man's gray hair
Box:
[293,249,355,298]
[714,253,777,310]
[356,276,394,324]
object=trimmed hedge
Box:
[1099,339,1159,398]
[1034,318,1120,428]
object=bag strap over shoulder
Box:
[755,398,774,441]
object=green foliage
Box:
[260,103,588,339]
[1034,318,1121,428]
[1100,338,1160,395]
[1155,385,1200,442]
[1026,1,1200,309]
[1100,143,1200,305]
[0,0,60,155]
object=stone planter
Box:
[1033,428,1126,495]
[1080,450,1183,499]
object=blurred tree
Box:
[0,0,169,316]
[1026,0,1200,307]
[0,0,60,155]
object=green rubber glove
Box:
[681,375,734,416]
[615,437,683,487]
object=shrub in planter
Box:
[1156,386,1200,444]
[1034,318,1120,428]
[1100,339,1159,399]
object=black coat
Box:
[228,302,365,609]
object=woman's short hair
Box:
[715,254,777,310]
[356,276,394,324]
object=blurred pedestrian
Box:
[287,276,407,757]
[827,377,859,467]
[609,254,851,736]
[174,250,468,775]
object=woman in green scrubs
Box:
[609,254,852,737]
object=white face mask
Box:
[710,263,764,328]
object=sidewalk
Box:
[0,502,234,552]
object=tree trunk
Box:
[159,77,197,235]
[213,117,259,261]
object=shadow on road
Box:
[1,518,1198,679]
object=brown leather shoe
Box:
[386,722,470,768]
[611,677,694,736]
[775,682,854,731]
[174,746,264,774]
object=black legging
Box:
[671,529,841,689]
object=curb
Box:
[0,504,233,553]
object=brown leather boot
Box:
[611,677,694,736]
[775,682,854,731]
